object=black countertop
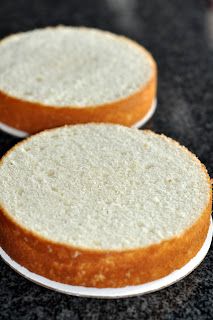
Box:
[0,0,213,319]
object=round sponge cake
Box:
[0,124,211,287]
[0,26,156,133]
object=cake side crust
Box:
[0,192,211,288]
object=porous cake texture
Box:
[0,27,152,107]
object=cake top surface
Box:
[0,26,154,107]
[0,125,210,250]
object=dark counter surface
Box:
[0,0,213,319]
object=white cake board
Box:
[132,98,157,129]
[0,218,212,299]
[0,99,157,138]
[0,122,28,138]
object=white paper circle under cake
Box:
[0,217,212,299]
[132,98,157,128]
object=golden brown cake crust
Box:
[0,130,211,288]
[0,195,211,288]
[0,39,157,134]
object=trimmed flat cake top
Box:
[0,26,153,107]
[0,125,210,250]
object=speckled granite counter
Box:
[0,0,212,319]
